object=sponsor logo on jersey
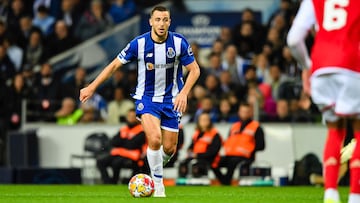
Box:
[146,62,154,70]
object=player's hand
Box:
[174,92,187,113]
[302,69,311,96]
[79,86,95,103]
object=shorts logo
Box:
[137,102,144,111]
[166,47,175,58]
[146,62,154,70]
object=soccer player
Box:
[287,1,360,203]
[79,6,200,197]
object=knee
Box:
[162,143,176,155]
[147,133,162,150]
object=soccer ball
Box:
[128,173,155,197]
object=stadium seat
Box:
[70,132,110,184]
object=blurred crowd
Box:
[0,0,321,132]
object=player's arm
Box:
[174,61,200,113]
[287,0,315,95]
[80,58,122,103]
[287,0,315,70]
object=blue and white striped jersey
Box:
[118,31,195,103]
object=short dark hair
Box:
[151,6,170,17]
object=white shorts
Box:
[311,73,360,122]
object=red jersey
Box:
[311,0,360,74]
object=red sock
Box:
[350,131,360,193]
[324,128,345,189]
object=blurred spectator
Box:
[289,92,318,123]
[32,5,56,36]
[194,96,219,123]
[190,42,207,86]
[184,85,207,122]
[0,0,9,21]
[97,109,146,184]
[80,90,107,122]
[58,0,81,34]
[0,20,7,42]
[246,83,265,115]
[32,62,61,121]
[280,46,301,80]
[206,52,223,78]
[55,97,83,125]
[268,0,294,31]
[267,64,288,101]
[260,41,276,63]
[24,29,46,68]
[268,13,288,41]
[6,0,28,34]
[33,0,61,19]
[62,67,86,100]
[75,0,113,41]
[233,21,256,58]
[232,8,266,53]
[106,87,135,124]
[0,79,9,165]
[265,27,284,62]
[210,39,224,57]
[2,35,23,72]
[45,20,78,59]
[219,70,237,94]
[222,44,249,85]
[7,74,32,129]
[18,15,36,49]
[261,99,292,122]
[0,44,16,85]
[99,69,129,101]
[178,112,222,178]
[108,0,136,24]
[213,102,265,185]
[22,64,36,89]
[204,74,222,101]
[217,26,233,48]
[253,53,271,84]
[218,97,238,123]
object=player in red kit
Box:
[287,0,360,203]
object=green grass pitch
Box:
[0,185,350,203]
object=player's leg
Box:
[160,104,180,167]
[323,119,346,202]
[140,113,165,197]
[161,129,178,166]
[348,119,360,203]
[311,74,346,203]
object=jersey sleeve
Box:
[117,39,137,64]
[179,37,195,66]
[287,0,315,69]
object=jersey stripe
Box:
[153,43,166,102]
[172,36,182,102]
[134,37,146,100]
[144,36,156,99]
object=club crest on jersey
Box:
[137,102,144,111]
[146,62,154,70]
[187,45,193,56]
[166,47,175,58]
